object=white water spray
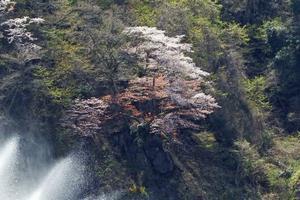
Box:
[0,137,19,200]
[0,136,120,200]
[28,157,85,200]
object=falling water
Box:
[0,137,19,200]
[0,136,120,200]
[27,156,87,200]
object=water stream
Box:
[0,136,120,200]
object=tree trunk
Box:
[152,75,156,90]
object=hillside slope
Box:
[0,0,299,199]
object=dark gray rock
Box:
[152,150,174,174]
[144,136,174,174]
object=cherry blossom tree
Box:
[124,26,220,134]
[0,0,44,61]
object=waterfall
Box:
[0,137,19,200]
[0,136,118,200]
[27,157,86,200]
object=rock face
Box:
[124,123,174,175]
[142,135,173,174]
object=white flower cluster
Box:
[0,0,14,14]
[0,0,44,61]
[124,26,210,80]
[1,16,45,43]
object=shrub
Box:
[243,76,272,112]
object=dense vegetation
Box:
[0,0,299,199]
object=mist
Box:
[0,135,117,200]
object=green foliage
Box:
[257,19,286,42]
[78,13,137,95]
[192,131,217,150]
[221,22,250,45]
[235,140,265,179]
[68,0,77,5]
[220,0,288,25]
[265,164,286,188]
[34,67,74,105]
[129,183,148,196]
[130,0,158,26]
[255,135,300,198]
[259,130,274,152]
[290,167,300,190]
[243,76,272,112]
[33,27,94,105]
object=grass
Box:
[254,134,300,199]
[192,131,217,150]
